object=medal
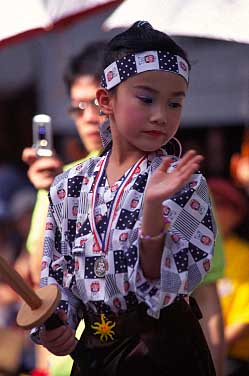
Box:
[91,154,146,255]
[94,256,106,278]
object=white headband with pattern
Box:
[101,50,189,90]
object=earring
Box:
[99,110,105,116]
[166,137,182,158]
[172,137,182,158]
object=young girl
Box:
[34,21,217,375]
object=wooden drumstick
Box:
[0,255,61,329]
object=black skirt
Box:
[70,298,216,376]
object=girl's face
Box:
[108,70,187,154]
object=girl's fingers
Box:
[51,337,78,356]
[160,150,203,174]
[157,156,172,172]
[177,150,201,165]
[47,333,76,355]
[176,149,197,167]
[178,163,201,182]
[43,325,73,346]
[176,154,203,173]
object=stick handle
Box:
[0,255,42,309]
[44,313,65,330]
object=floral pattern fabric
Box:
[40,149,216,330]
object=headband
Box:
[101,50,189,90]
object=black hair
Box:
[102,21,191,71]
[64,40,107,94]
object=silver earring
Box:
[172,137,182,158]
[99,110,105,116]
[167,137,182,158]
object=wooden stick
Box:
[0,255,61,329]
[0,256,76,355]
[0,255,41,309]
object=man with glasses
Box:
[23,41,106,284]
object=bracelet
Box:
[139,228,166,241]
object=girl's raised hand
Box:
[145,150,203,204]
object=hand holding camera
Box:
[22,114,63,190]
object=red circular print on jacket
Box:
[119,232,128,242]
[165,257,171,268]
[124,281,130,292]
[130,199,139,209]
[171,234,180,243]
[91,281,100,292]
[201,235,212,246]
[190,199,200,210]
[164,295,171,305]
[203,259,210,272]
[80,238,87,247]
[57,188,66,199]
[83,176,89,185]
[41,261,47,271]
[72,205,78,216]
[75,259,79,271]
[113,297,121,309]
[45,222,53,230]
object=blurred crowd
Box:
[0,39,249,376]
[0,164,36,374]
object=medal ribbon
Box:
[91,153,146,254]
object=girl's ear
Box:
[96,87,113,115]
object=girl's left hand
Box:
[145,150,203,204]
[39,310,77,356]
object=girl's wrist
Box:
[144,195,163,208]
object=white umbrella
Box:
[103,0,249,44]
[0,0,121,46]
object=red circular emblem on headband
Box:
[179,61,187,71]
[144,54,155,63]
[107,71,113,81]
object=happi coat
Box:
[39,148,216,331]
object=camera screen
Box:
[38,125,46,140]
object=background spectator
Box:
[208,178,249,376]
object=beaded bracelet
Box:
[139,228,166,241]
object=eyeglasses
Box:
[68,98,99,118]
